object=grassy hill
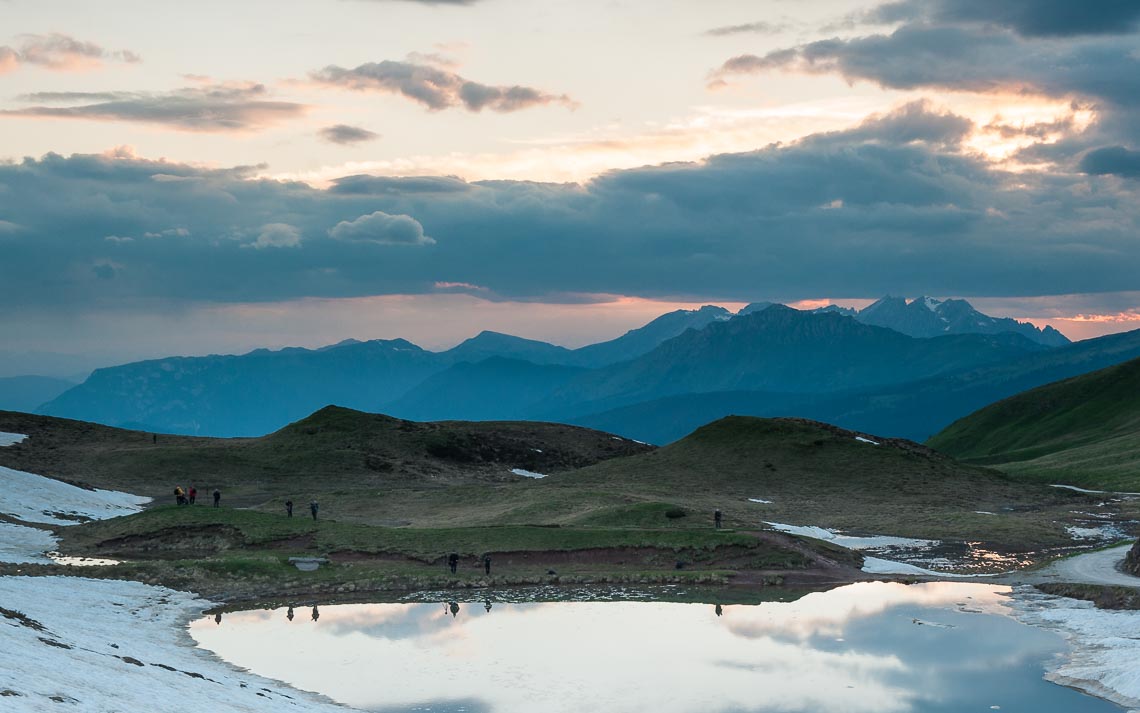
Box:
[550,416,1092,549]
[927,357,1140,490]
[0,406,651,518]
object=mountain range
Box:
[34,295,1119,442]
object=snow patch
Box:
[0,431,27,447]
[0,465,151,526]
[854,436,880,445]
[1007,587,1140,711]
[748,498,773,504]
[861,556,993,578]
[0,576,345,712]
[511,468,547,479]
[1051,484,1140,497]
[1067,524,1129,541]
[0,522,58,564]
[765,522,937,550]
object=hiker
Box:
[715,604,723,617]
[173,486,184,506]
[188,486,197,505]
[448,552,459,574]
[484,600,492,613]
[714,509,723,529]
[212,489,221,507]
[152,433,157,445]
[285,500,293,518]
[483,553,492,575]
[309,501,319,521]
[311,605,320,622]
[449,601,459,618]
[214,613,222,626]
[287,606,294,622]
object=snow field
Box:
[0,465,150,526]
[0,576,346,712]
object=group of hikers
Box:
[172,487,318,520]
[284,499,320,521]
[173,485,220,507]
[447,552,493,575]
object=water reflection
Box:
[190,582,1121,713]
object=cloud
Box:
[251,223,303,249]
[1,81,307,131]
[3,109,1140,315]
[0,33,140,74]
[864,0,1140,38]
[705,21,789,37]
[309,60,575,112]
[1079,146,1140,179]
[318,124,380,145]
[329,211,435,246]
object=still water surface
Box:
[190,582,1120,713]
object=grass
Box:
[928,357,1140,489]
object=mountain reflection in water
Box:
[190,582,1122,713]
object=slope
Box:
[0,406,652,517]
[928,357,1140,489]
[556,416,1084,549]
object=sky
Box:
[2,0,1140,373]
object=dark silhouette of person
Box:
[715,604,723,617]
[152,433,157,445]
[213,489,221,507]
[214,612,222,625]
[188,486,197,505]
[484,600,492,613]
[285,500,293,518]
[311,605,320,622]
[714,509,723,529]
[174,486,184,506]
[287,606,294,622]
[310,501,319,521]
[449,601,459,618]
[483,554,492,575]
[448,552,459,574]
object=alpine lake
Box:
[190,581,1123,713]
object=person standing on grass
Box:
[310,501,319,521]
[483,553,492,575]
[448,552,459,574]
[188,486,197,505]
[714,509,723,529]
[213,489,221,507]
[174,486,184,506]
[285,500,293,518]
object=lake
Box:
[190,581,1121,713]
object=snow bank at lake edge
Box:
[0,576,348,712]
[1007,586,1140,712]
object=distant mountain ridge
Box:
[38,295,1087,439]
[856,296,1069,346]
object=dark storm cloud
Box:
[712,24,1140,109]
[318,124,380,144]
[1,82,307,131]
[309,60,575,112]
[865,0,1140,38]
[0,33,140,73]
[4,101,1140,312]
[1079,146,1140,179]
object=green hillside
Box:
[553,416,1086,548]
[927,357,1140,490]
